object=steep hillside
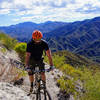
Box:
[45,17,100,62]
[46,17,100,51]
[45,50,100,100]
[52,50,100,68]
[75,39,100,62]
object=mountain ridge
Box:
[0,21,68,42]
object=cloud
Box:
[0,0,100,25]
[0,9,10,14]
[47,0,67,8]
[0,0,100,14]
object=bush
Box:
[44,54,65,68]
[14,42,27,62]
[80,68,100,100]
[57,77,77,95]
[0,48,7,53]
[0,33,17,50]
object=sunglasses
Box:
[33,39,41,43]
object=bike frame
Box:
[32,66,52,100]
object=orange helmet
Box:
[32,30,43,40]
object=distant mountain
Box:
[0,21,67,42]
[0,17,100,63]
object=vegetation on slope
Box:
[44,51,100,100]
[14,43,27,62]
[0,32,26,81]
[0,32,17,50]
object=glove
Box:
[25,66,31,72]
[49,66,55,71]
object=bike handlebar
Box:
[10,58,55,73]
[25,68,54,73]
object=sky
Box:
[0,0,100,26]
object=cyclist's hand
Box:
[49,66,55,71]
[25,66,31,72]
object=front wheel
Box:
[36,80,52,100]
[44,89,52,100]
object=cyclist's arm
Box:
[25,52,31,66]
[46,49,53,66]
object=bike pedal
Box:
[33,90,37,94]
[27,93,31,96]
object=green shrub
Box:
[44,54,66,69]
[2,38,17,50]
[57,76,77,96]
[80,68,100,100]
[61,64,83,78]
[0,33,17,50]
[0,48,7,53]
[14,42,27,62]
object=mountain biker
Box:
[25,30,54,93]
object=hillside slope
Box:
[45,17,100,62]
[52,50,100,67]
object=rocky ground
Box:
[0,47,75,100]
[0,67,74,100]
[15,65,74,100]
[0,82,31,100]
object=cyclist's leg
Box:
[27,66,34,84]
[41,72,46,82]
[28,60,35,93]
[28,69,34,92]
[38,60,46,82]
[28,59,36,86]
[29,75,34,85]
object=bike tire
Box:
[36,86,41,100]
[39,89,52,100]
[38,89,41,100]
[36,91,38,100]
[40,80,52,100]
[44,88,47,100]
[45,89,52,100]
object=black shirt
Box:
[26,39,49,61]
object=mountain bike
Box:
[10,59,52,100]
[27,65,52,100]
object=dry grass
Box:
[0,62,24,82]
